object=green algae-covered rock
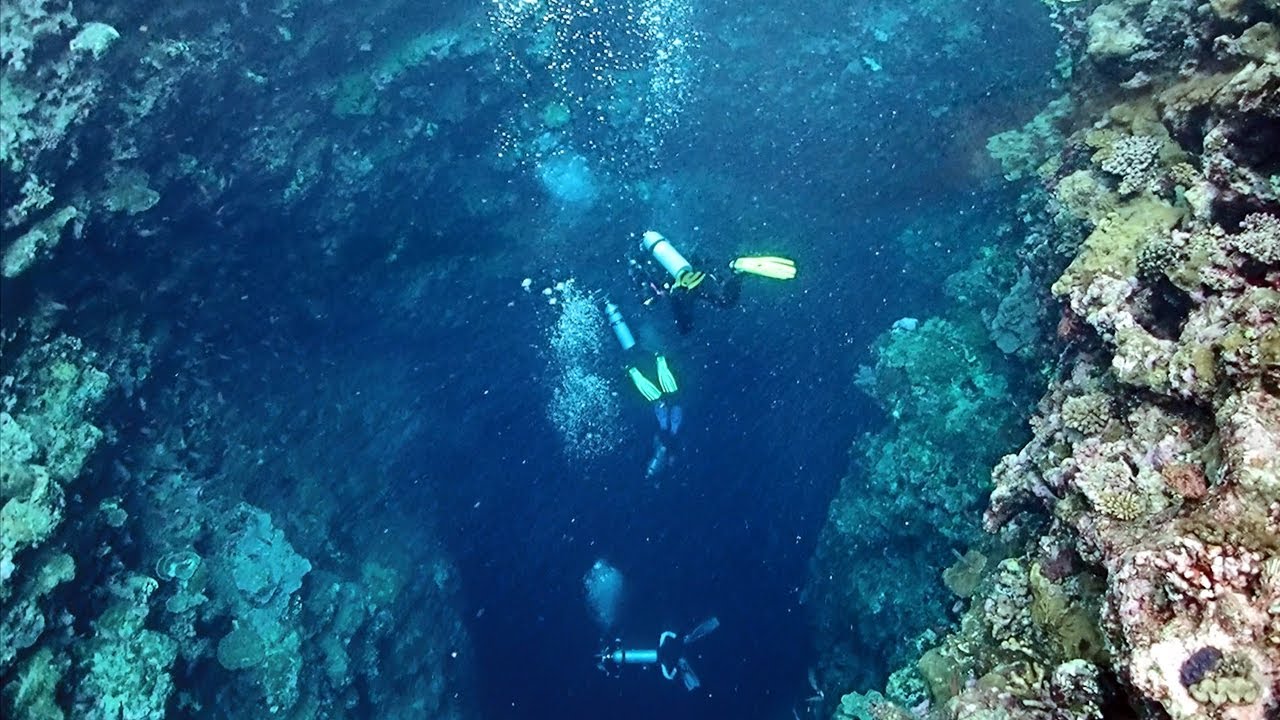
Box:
[217,624,270,671]
[220,505,311,606]
[76,596,178,720]
[3,647,68,720]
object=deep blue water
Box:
[397,206,891,719]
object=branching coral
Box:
[1061,392,1113,436]
[1097,134,1165,196]
[1231,213,1280,264]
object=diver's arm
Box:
[694,270,741,309]
[714,272,742,308]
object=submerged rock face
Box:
[819,1,1278,719]
[811,309,1036,692]
[0,327,474,719]
[1,4,480,718]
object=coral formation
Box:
[987,96,1074,182]
[943,550,988,600]
[1061,391,1113,436]
[813,0,1280,718]
[1,328,474,719]
[991,3,1277,717]
[811,307,1035,691]
[75,576,179,720]
[1,2,506,713]
[1096,134,1165,196]
[2,336,108,680]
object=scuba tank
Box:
[605,301,636,351]
[640,230,692,284]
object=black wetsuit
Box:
[671,270,741,335]
[628,252,742,335]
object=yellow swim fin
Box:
[628,367,663,402]
[655,355,678,394]
[730,256,797,280]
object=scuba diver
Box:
[607,230,796,477]
[597,616,720,691]
[630,229,796,335]
[605,298,683,479]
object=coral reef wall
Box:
[814,0,1279,719]
[0,0,522,272]
[1,2,489,718]
[806,200,1046,695]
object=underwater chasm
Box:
[1,0,1277,719]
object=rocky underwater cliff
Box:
[813,0,1278,719]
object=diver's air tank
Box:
[605,301,636,351]
[609,648,659,665]
[641,230,692,283]
[609,632,676,666]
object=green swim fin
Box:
[655,355,678,394]
[628,367,663,402]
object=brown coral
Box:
[1095,487,1147,521]
[944,550,988,599]
[1161,463,1208,501]
[1169,162,1200,188]
[1136,234,1183,280]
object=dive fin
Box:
[730,256,797,280]
[628,367,663,402]
[655,355,678,394]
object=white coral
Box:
[1100,135,1163,196]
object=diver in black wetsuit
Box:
[626,230,745,335]
[603,297,684,479]
[597,616,720,691]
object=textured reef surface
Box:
[815,0,1279,718]
[0,308,471,720]
[2,3,481,718]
